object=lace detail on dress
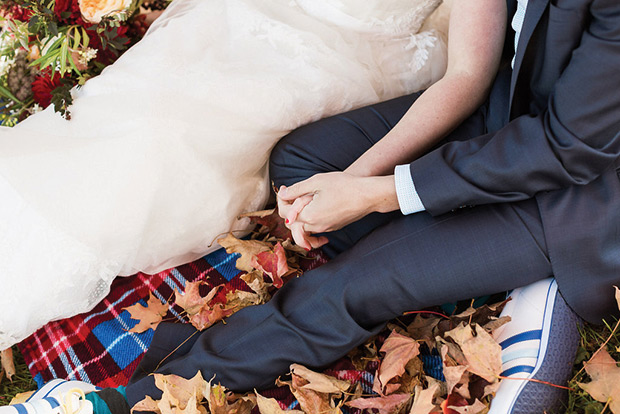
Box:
[0,175,120,349]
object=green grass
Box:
[1,318,618,411]
[0,347,37,406]
[565,317,620,414]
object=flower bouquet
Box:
[0,0,171,126]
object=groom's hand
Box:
[277,190,328,250]
[277,172,399,249]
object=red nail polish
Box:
[285,219,289,224]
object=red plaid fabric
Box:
[17,248,336,388]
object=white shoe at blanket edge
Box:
[0,379,98,414]
[488,277,581,414]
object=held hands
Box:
[277,172,400,250]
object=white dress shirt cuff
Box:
[394,164,426,215]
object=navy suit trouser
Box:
[125,93,553,407]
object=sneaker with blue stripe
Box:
[0,379,98,414]
[488,277,581,414]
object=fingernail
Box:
[279,186,288,197]
[285,219,289,224]
[305,247,311,251]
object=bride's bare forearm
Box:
[345,72,491,176]
[345,0,506,178]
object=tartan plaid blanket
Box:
[17,246,442,412]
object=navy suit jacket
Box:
[409,0,620,323]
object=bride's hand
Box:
[277,191,328,250]
[278,172,399,242]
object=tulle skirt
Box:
[0,0,450,348]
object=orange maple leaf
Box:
[190,303,236,331]
[239,208,292,241]
[374,331,421,395]
[217,233,272,273]
[250,242,289,288]
[124,293,169,333]
[175,283,221,316]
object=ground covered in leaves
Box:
[1,209,620,413]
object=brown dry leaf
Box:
[1,348,15,382]
[290,364,351,395]
[177,392,206,414]
[218,233,272,273]
[481,316,511,334]
[447,399,487,414]
[154,371,208,410]
[444,323,502,383]
[206,384,230,414]
[175,282,212,316]
[225,394,255,414]
[438,337,468,367]
[376,331,421,395]
[406,315,442,349]
[409,383,440,414]
[241,270,272,300]
[394,371,422,395]
[239,208,292,241]
[125,293,169,333]
[346,393,412,414]
[578,347,620,414]
[443,366,468,396]
[482,380,501,399]
[190,303,235,331]
[255,393,304,414]
[132,395,161,414]
[251,242,289,288]
[439,393,469,414]
[225,290,263,311]
[281,239,308,256]
[278,372,342,414]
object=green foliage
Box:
[50,76,76,119]
[0,0,153,123]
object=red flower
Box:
[0,3,33,22]
[54,0,84,24]
[31,73,62,108]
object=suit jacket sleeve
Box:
[410,0,620,216]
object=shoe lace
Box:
[58,388,88,414]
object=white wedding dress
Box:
[0,0,451,348]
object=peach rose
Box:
[78,0,133,24]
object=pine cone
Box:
[6,52,36,102]
[142,0,170,11]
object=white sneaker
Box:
[1,379,98,414]
[488,278,581,414]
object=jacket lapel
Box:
[508,0,549,114]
